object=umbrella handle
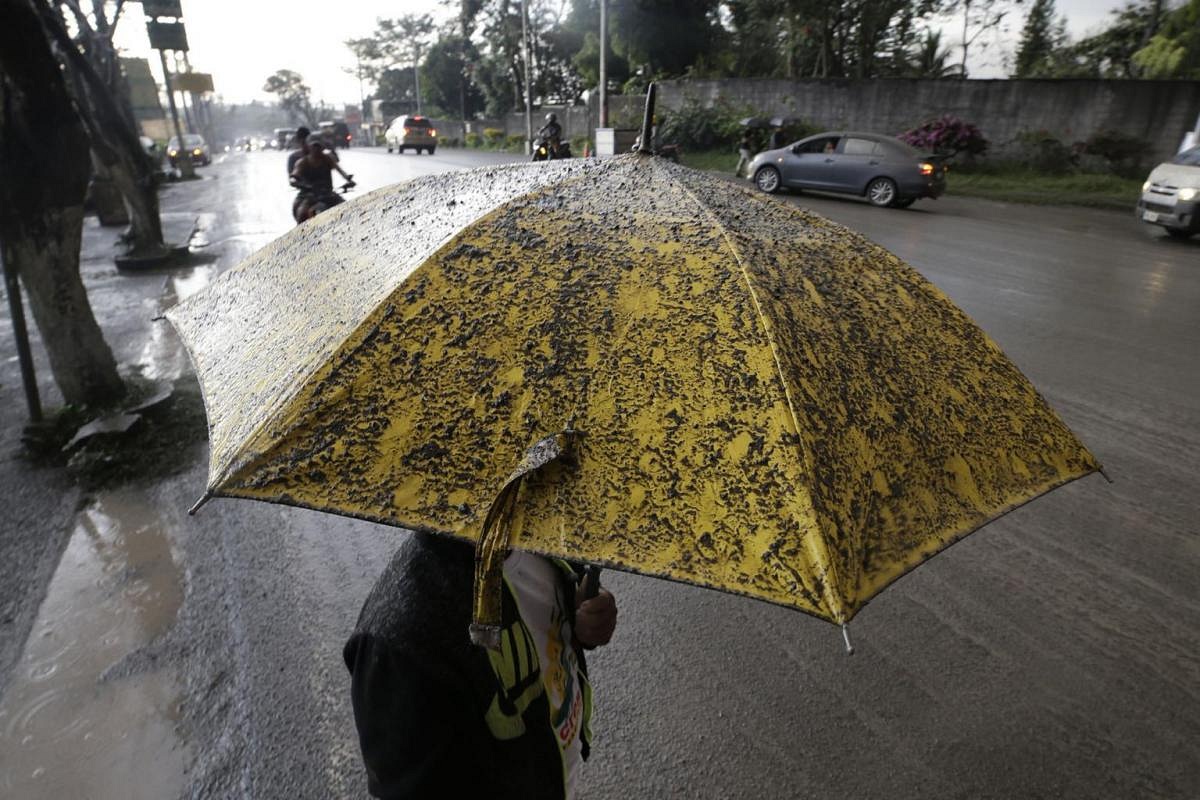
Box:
[579,564,602,602]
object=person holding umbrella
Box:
[343,532,617,799]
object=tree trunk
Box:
[1,209,124,406]
[0,0,125,407]
[90,153,131,227]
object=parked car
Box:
[748,131,946,208]
[1136,145,1200,240]
[167,134,212,167]
[385,115,437,154]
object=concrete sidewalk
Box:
[0,198,203,697]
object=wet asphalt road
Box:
[4,148,1199,799]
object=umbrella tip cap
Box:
[188,492,212,516]
[841,623,855,656]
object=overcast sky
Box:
[112,1,1134,107]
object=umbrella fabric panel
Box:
[670,167,1101,616]
[166,160,594,492]
[218,157,845,620]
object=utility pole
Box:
[1,244,42,422]
[599,0,607,128]
[521,0,532,152]
[414,43,423,115]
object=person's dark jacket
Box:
[343,532,590,800]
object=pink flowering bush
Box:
[899,116,989,160]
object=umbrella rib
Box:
[659,161,849,622]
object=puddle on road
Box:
[0,490,189,799]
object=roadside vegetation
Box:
[670,100,1147,211]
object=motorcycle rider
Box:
[286,126,311,176]
[291,133,354,222]
[537,112,563,157]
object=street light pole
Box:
[521,0,532,152]
[414,44,423,115]
[159,48,195,179]
[599,0,607,128]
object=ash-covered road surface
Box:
[1,149,1197,799]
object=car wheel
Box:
[387,146,393,153]
[892,197,915,209]
[867,177,898,207]
[1165,227,1194,240]
[398,146,405,154]
[754,166,781,194]
[427,147,436,155]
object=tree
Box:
[372,14,436,114]
[0,0,124,406]
[420,34,485,118]
[906,30,960,77]
[43,0,168,258]
[1059,1,1163,78]
[950,0,1023,78]
[263,69,316,125]
[1132,0,1200,78]
[1013,0,1066,77]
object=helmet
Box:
[545,113,557,124]
[306,133,324,147]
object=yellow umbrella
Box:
[166,129,1100,649]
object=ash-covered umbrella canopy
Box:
[166,153,1099,627]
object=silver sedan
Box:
[748,131,946,208]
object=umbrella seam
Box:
[658,160,848,623]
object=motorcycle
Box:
[531,134,572,162]
[291,175,355,224]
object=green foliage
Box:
[657,96,751,150]
[570,135,588,155]
[505,134,526,152]
[1011,130,1076,174]
[1132,0,1200,78]
[1082,130,1147,177]
[947,169,1142,210]
[1013,0,1068,78]
[420,36,485,118]
[465,131,482,148]
[262,69,315,125]
[482,128,505,148]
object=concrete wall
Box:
[658,78,1200,163]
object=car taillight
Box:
[919,162,934,175]
[429,129,436,136]
[403,127,411,135]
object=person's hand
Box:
[574,588,616,649]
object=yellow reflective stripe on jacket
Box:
[483,566,594,751]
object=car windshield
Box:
[1171,146,1200,166]
[405,118,432,129]
[169,135,204,148]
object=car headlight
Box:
[193,148,202,156]
[1142,180,1151,193]
[1179,187,1197,202]
[168,149,178,157]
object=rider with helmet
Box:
[537,112,563,156]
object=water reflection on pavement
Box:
[0,492,188,799]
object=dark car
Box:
[748,131,946,208]
[167,134,212,167]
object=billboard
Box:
[173,72,213,93]
[142,0,183,18]
[147,21,188,51]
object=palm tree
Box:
[907,30,961,78]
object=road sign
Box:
[147,20,188,51]
[173,72,213,93]
[142,0,183,18]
